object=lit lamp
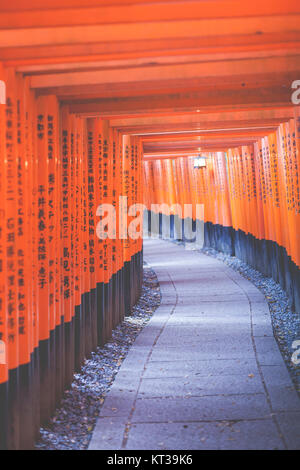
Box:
[194,156,206,168]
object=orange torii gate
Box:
[0,0,299,450]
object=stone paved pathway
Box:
[89,239,300,450]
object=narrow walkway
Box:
[89,239,300,450]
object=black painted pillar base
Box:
[55,321,65,405]
[49,329,56,415]
[203,221,300,315]
[7,368,20,449]
[64,319,75,389]
[32,347,40,439]
[83,291,92,358]
[104,280,113,342]
[124,261,131,316]
[39,338,51,426]
[90,287,98,353]
[18,362,35,449]
[74,305,84,372]
[96,282,105,347]
[119,267,125,323]
[0,381,8,450]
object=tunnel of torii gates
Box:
[0,0,299,450]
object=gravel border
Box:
[200,246,300,395]
[35,262,161,450]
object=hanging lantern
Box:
[194,155,206,168]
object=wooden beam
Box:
[36,73,298,102]
[140,129,277,142]
[16,47,300,74]
[1,0,298,15]
[120,124,286,135]
[1,16,299,49]
[30,55,300,90]
[0,0,189,10]
[143,138,259,152]
[124,122,286,134]
[3,33,300,65]
[143,141,258,156]
[111,108,294,128]
[66,88,294,118]
[143,151,230,160]
[1,1,299,29]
